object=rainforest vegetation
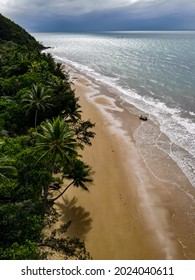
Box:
[0,13,95,259]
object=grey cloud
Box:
[1,0,134,15]
[2,0,194,17]
[1,0,195,16]
[1,0,195,31]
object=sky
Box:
[1,0,195,32]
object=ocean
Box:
[33,31,195,189]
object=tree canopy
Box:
[0,13,43,50]
[0,13,95,260]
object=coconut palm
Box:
[54,62,66,79]
[48,75,72,96]
[35,116,82,168]
[22,83,53,128]
[42,52,55,70]
[63,98,82,123]
[0,141,17,182]
[0,157,18,181]
[50,159,93,202]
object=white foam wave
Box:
[48,50,195,187]
[189,111,195,116]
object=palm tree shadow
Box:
[55,196,93,240]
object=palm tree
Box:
[35,116,82,168]
[48,76,72,96]
[22,83,53,128]
[42,52,55,70]
[50,159,93,202]
[0,156,18,182]
[63,98,82,123]
[0,141,17,182]
[54,62,66,79]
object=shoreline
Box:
[47,63,195,259]
[52,65,195,259]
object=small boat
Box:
[139,115,148,121]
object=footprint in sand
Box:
[119,194,127,206]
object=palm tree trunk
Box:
[49,180,74,202]
[35,109,38,128]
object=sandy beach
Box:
[48,66,195,260]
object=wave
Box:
[189,111,195,117]
[50,52,195,187]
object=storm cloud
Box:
[1,0,195,31]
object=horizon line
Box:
[31,29,195,33]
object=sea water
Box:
[34,31,195,188]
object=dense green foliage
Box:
[0,13,43,50]
[0,14,95,259]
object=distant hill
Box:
[0,13,43,50]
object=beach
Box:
[46,66,195,260]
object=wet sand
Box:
[50,68,194,260]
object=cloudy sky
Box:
[1,0,195,32]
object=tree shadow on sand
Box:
[55,196,93,240]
